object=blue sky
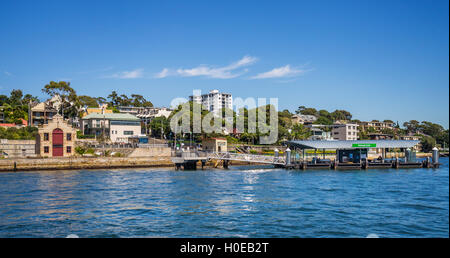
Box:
[0,0,448,127]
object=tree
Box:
[119,94,132,106]
[0,95,8,106]
[419,121,444,138]
[95,97,107,104]
[0,90,32,123]
[42,81,79,118]
[9,89,23,106]
[366,126,376,133]
[131,94,153,107]
[42,81,76,98]
[149,117,170,138]
[291,123,311,140]
[403,120,420,133]
[358,130,369,140]
[314,116,333,125]
[295,106,306,114]
[331,110,352,121]
[436,129,449,148]
[299,107,318,116]
[107,91,119,106]
[22,94,39,104]
[78,95,99,108]
[420,136,436,153]
[0,126,38,140]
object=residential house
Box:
[0,118,28,129]
[367,133,394,140]
[119,106,172,134]
[81,103,113,118]
[30,101,58,126]
[291,114,317,125]
[400,134,422,151]
[81,113,141,143]
[305,124,332,140]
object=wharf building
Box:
[35,114,77,157]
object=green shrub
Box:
[75,146,86,155]
[113,152,123,157]
[76,130,95,139]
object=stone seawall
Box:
[0,156,173,172]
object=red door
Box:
[52,128,64,157]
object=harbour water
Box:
[0,158,448,238]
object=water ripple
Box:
[0,158,448,238]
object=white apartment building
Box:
[189,90,232,115]
[358,121,394,132]
[331,123,359,140]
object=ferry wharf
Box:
[171,140,441,170]
[282,140,441,170]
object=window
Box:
[110,121,140,126]
[124,131,134,135]
[348,132,351,135]
[44,133,49,141]
[66,146,71,153]
[44,146,49,153]
[67,133,72,141]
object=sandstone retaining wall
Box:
[0,156,173,172]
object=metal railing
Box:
[137,143,169,148]
[83,143,168,149]
[206,151,286,165]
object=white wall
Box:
[110,124,141,143]
[332,124,359,140]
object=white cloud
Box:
[251,65,307,79]
[107,68,144,79]
[154,68,170,78]
[4,71,12,76]
[157,55,257,79]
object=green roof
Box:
[82,113,140,121]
